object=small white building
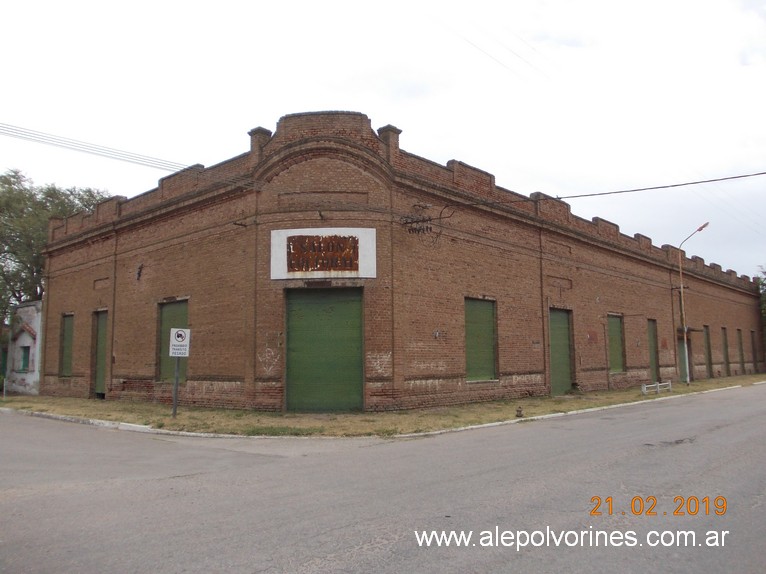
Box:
[5,301,42,395]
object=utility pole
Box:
[678,222,709,384]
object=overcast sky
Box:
[2,0,764,278]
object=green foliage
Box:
[0,169,109,322]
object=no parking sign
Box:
[169,328,190,357]
[169,328,190,417]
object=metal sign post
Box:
[169,328,190,418]
[172,356,179,418]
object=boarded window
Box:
[608,314,625,373]
[60,314,74,376]
[465,298,497,381]
[721,328,730,376]
[159,300,188,383]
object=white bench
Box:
[641,380,672,395]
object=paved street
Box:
[1,384,765,573]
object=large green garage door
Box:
[549,308,573,395]
[286,289,363,411]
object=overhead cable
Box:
[2,122,765,203]
[556,171,766,200]
[0,123,187,172]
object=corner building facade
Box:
[42,112,763,410]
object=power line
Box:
[428,169,766,223]
[0,123,187,172]
[3,121,766,204]
[4,120,765,274]
[687,170,763,238]
[556,171,766,200]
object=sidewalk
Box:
[2,375,762,437]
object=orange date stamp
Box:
[590,496,728,517]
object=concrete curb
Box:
[1,382,762,439]
[0,408,248,439]
[395,384,749,438]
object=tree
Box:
[0,169,110,323]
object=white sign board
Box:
[169,328,191,357]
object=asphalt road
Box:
[1,384,764,573]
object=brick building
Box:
[41,111,763,410]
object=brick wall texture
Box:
[41,111,764,410]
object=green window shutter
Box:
[60,314,74,376]
[159,301,188,382]
[465,298,496,381]
[608,315,625,373]
[21,346,30,371]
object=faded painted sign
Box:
[287,235,359,272]
[270,227,377,279]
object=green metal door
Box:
[60,314,74,377]
[737,330,745,374]
[465,298,497,381]
[648,319,659,382]
[721,328,730,376]
[286,289,363,411]
[94,311,108,395]
[607,315,625,373]
[549,309,573,395]
[159,301,188,383]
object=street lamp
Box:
[678,222,709,385]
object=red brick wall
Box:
[42,111,763,410]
